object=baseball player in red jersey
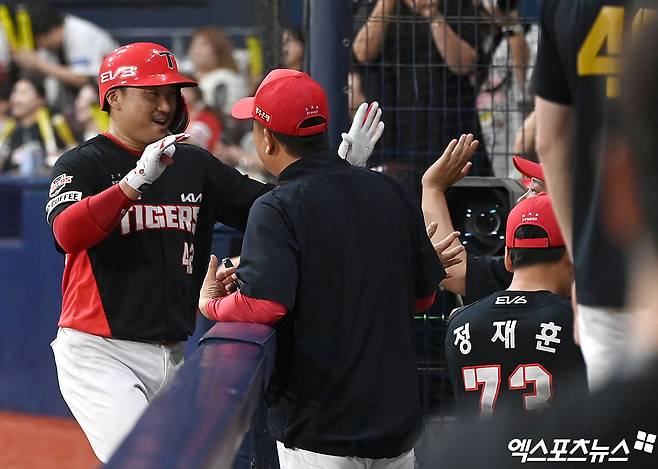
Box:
[45,42,269,462]
[45,42,384,462]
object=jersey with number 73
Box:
[445,290,588,418]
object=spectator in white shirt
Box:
[12,4,117,110]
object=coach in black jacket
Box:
[199,69,444,468]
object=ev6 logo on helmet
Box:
[99,66,138,84]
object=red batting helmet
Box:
[98,42,197,133]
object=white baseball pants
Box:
[51,327,184,463]
[577,305,633,391]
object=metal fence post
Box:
[308,0,351,148]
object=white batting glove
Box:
[337,101,385,167]
[122,133,190,192]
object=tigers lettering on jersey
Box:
[119,204,200,235]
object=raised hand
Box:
[338,102,385,167]
[421,133,478,192]
[122,133,189,192]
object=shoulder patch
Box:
[49,174,73,198]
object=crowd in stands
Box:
[0,2,535,188]
[352,0,536,196]
[0,4,299,183]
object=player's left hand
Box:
[198,255,235,318]
[338,101,385,167]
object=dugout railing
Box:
[106,322,278,469]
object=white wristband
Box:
[122,168,147,192]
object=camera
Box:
[445,177,525,256]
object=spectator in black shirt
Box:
[198,68,444,468]
[353,0,492,197]
[0,76,61,174]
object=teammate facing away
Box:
[534,0,656,391]
[198,69,444,469]
[44,42,385,463]
[446,194,587,419]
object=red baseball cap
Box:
[505,193,565,248]
[231,69,329,136]
[513,155,544,181]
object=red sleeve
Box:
[205,290,287,326]
[414,292,436,313]
[53,184,133,253]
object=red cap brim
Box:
[231,97,255,119]
[513,156,544,181]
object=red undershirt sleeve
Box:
[205,291,287,326]
[414,292,437,313]
[53,184,133,253]
[207,291,432,321]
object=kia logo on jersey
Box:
[100,66,138,83]
[181,193,202,203]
